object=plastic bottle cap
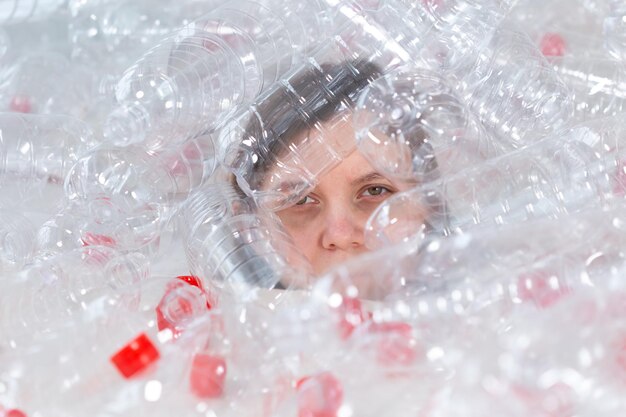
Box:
[337,297,371,339]
[156,276,212,337]
[9,95,32,113]
[368,321,418,366]
[296,372,343,417]
[110,333,160,379]
[539,33,566,57]
[190,353,227,398]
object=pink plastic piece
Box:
[539,32,566,57]
[5,409,27,417]
[156,276,211,337]
[81,232,117,248]
[337,297,371,339]
[9,95,32,113]
[296,372,343,417]
[110,333,160,379]
[517,271,571,308]
[369,321,418,366]
[190,353,227,398]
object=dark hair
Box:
[228,59,383,197]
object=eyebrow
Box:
[351,172,389,186]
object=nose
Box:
[320,204,364,251]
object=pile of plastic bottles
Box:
[2,0,626,415]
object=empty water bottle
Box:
[353,67,505,184]
[367,115,626,242]
[603,0,626,61]
[0,112,97,197]
[220,59,383,210]
[0,0,67,23]
[552,57,626,121]
[68,0,228,74]
[454,26,575,147]
[102,0,332,149]
[182,183,312,296]
[0,245,149,351]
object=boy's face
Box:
[271,118,414,276]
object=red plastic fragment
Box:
[517,271,570,308]
[81,232,117,248]
[190,353,227,398]
[6,409,27,417]
[337,297,371,339]
[296,372,343,417]
[110,333,160,379]
[540,32,566,57]
[9,95,32,113]
[369,321,418,366]
[156,276,211,337]
[176,275,204,290]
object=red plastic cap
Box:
[9,95,32,113]
[296,372,343,417]
[176,275,204,290]
[6,409,28,417]
[540,32,566,57]
[190,353,227,398]
[337,297,371,339]
[111,333,160,379]
[156,277,212,337]
[369,321,419,366]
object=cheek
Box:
[277,214,320,259]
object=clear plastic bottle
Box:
[366,115,626,244]
[0,0,67,23]
[68,0,230,75]
[0,208,35,273]
[102,0,332,150]
[603,0,626,61]
[395,0,516,72]
[453,26,575,148]
[219,58,383,210]
[182,183,313,297]
[0,245,149,351]
[0,52,98,119]
[353,67,506,184]
[65,134,216,209]
[0,112,97,196]
[551,57,626,121]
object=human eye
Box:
[294,195,316,206]
[361,185,393,198]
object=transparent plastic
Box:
[0,52,97,119]
[220,59,382,210]
[353,67,506,183]
[603,0,626,61]
[0,208,35,273]
[102,0,332,149]
[65,135,216,209]
[366,116,626,244]
[552,57,626,121]
[68,0,230,74]
[182,183,313,296]
[0,0,67,23]
[395,0,516,71]
[0,245,149,351]
[454,26,575,147]
[0,112,97,197]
